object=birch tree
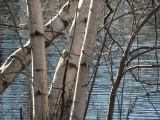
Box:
[27,0,49,119]
[48,0,90,119]
[0,0,77,94]
[70,0,102,119]
[1,0,160,119]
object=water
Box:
[1,0,160,120]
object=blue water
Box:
[1,0,160,120]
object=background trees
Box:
[0,0,160,120]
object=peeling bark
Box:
[0,0,78,94]
[70,0,102,119]
[48,0,90,119]
[0,43,31,93]
[27,0,49,119]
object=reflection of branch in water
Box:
[140,92,160,119]
[126,77,160,120]
[126,91,160,119]
[0,92,28,119]
[146,93,160,119]
[107,2,160,119]
[126,96,138,119]
[136,78,160,119]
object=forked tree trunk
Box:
[106,3,160,120]
[48,0,90,119]
[0,0,77,94]
[27,0,49,119]
[70,0,102,120]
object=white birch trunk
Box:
[48,0,90,119]
[70,0,102,119]
[0,0,77,94]
[27,0,49,119]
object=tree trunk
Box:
[48,0,90,119]
[27,0,49,119]
[106,3,160,120]
[0,0,77,94]
[70,0,102,120]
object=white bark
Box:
[0,0,77,94]
[27,0,49,119]
[48,0,90,119]
[70,0,102,119]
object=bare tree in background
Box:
[0,0,160,120]
[106,2,160,120]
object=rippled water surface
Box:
[1,1,160,120]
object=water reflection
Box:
[0,1,160,120]
[0,0,29,119]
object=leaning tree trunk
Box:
[69,0,102,120]
[106,3,160,120]
[0,0,77,94]
[48,0,90,119]
[27,0,49,119]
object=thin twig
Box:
[152,0,159,91]
[107,3,160,120]
[84,1,114,118]
[98,5,155,33]
[3,0,33,119]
